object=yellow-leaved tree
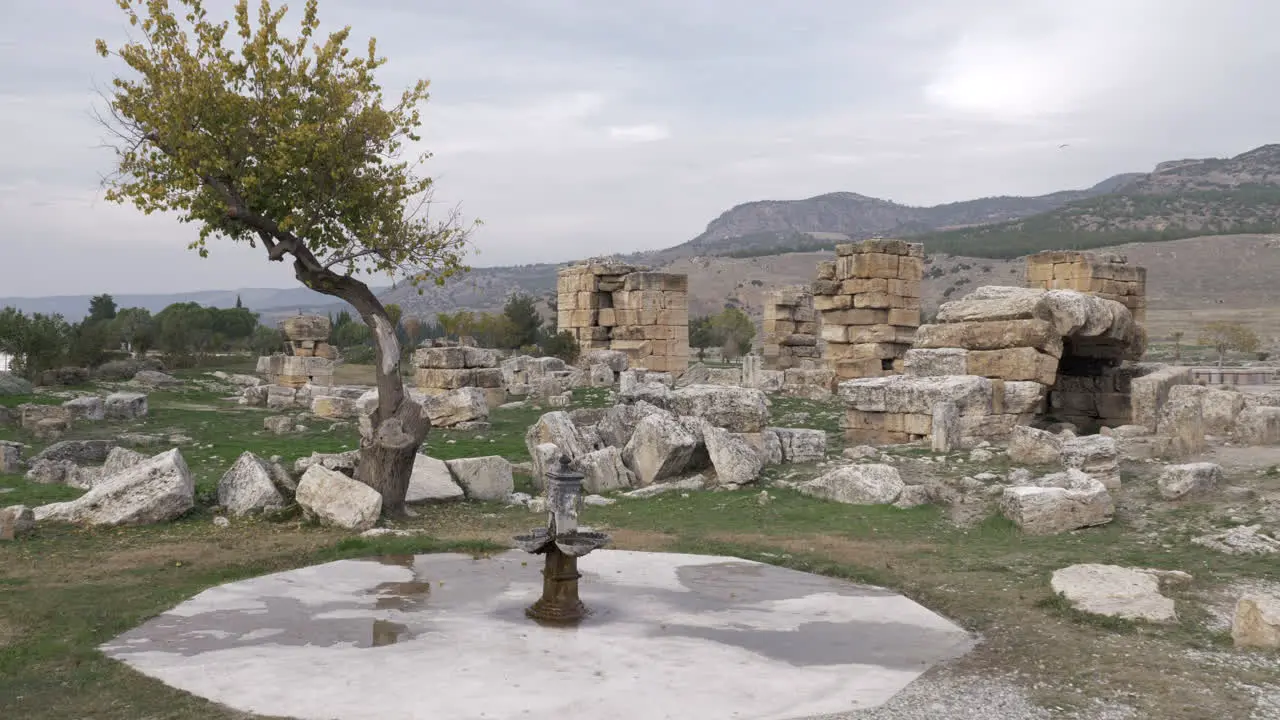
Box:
[95,0,475,516]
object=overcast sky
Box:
[2,0,1278,297]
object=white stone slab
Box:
[101,550,972,720]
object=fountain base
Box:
[525,546,589,625]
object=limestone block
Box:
[852,291,893,309]
[1201,389,1246,435]
[768,428,827,463]
[1234,406,1280,446]
[1050,564,1181,623]
[888,308,922,328]
[913,319,1063,358]
[816,260,836,280]
[838,278,888,295]
[838,376,894,412]
[896,256,924,281]
[826,342,904,361]
[965,347,1058,385]
[1061,435,1121,489]
[1157,462,1222,500]
[931,401,960,452]
[280,315,331,342]
[1130,366,1193,430]
[812,293,851,311]
[853,253,900,279]
[903,348,969,377]
[35,449,194,527]
[621,413,698,486]
[1003,381,1048,414]
[937,286,1047,324]
[669,385,769,433]
[1008,425,1064,466]
[794,464,904,505]
[1232,594,1280,649]
[999,470,1114,535]
[822,308,890,326]
[880,375,994,416]
[1157,388,1207,457]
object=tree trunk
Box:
[300,267,429,517]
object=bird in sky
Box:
[1059,143,1070,149]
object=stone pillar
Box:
[556,263,690,374]
[762,286,820,370]
[412,343,506,408]
[270,314,335,387]
[811,240,923,382]
[1025,251,1147,324]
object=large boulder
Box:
[133,370,181,387]
[32,439,114,465]
[525,411,589,478]
[621,413,698,486]
[25,459,92,488]
[295,450,359,478]
[34,449,194,526]
[1232,594,1280,649]
[295,465,380,531]
[571,447,637,493]
[1060,435,1120,489]
[668,385,769,433]
[703,426,764,486]
[594,402,664,448]
[1157,386,1207,457]
[420,387,490,427]
[311,395,360,420]
[1050,564,1183,623]
[102,446,147,477]
[768,428,827,463]
[1157,462,1222,500]
[1007,425,1063,466]
[1202,389,1247,435]
[62,396,105,422]
[444,456,514,501]
[1234,406,1280,446]
[1000,470,1113,535]
[1192,525,1280,555]
[105,392,149,420]
[581,349,628,373]
[0,441,21,474]
[0,372,33,396]
[793,464,904,505]
[841,374,993,416]
[406,454,465,503]
[217,452,290,516]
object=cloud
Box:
[0,0,1277,296]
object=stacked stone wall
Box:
[811,240,923,382]
[557,263,689,373]
[761,286,820,370]
[413,344,506,408]
[1026,251,1147,324]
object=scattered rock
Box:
[407,454,465,503]
[842,445,880,460]
[1060,435,1120,489]
[1157,462,1223,500]
[24,459,87,487]
[668,385,769,433]
[360,527,420,538]
[133,370,181,387]
[999,469,1113,535]
[62,396,105,421]
[295,465,381,531]
[794,464,904,505]
[583,494,616,507]
[0,372,34,396]
[212,516,231,529]
[418,387,490,428]
[1007,425,1064,466]
[1157,388,1207,457]
[704,426,764,486]
[102,446,147,477]
[1232,594,1280,648]
[34,449,195,526]
[0,441,23,474]
[622,413,698,486]
[295,450,361,477]
[969,447,995,463]
[217,452,289,516]
[893,484,932,509]
[572,446,636,493]
[263,415,296,435]
[1192,525,1280,555]
[32,439,114,466]
[1050,564,1184,623]
[444,456,514,501]
[622,475,707,498]
[0,505,34,540]
[1235,406,1280,446]
[769,427,827,463]
[105,392,149,420]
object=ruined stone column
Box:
[413,342,506,408]
[270,315,335,387]
[762,286,820,370]
[811,240,924,381]
[556,263,690,374]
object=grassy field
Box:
[1,366,1278,719]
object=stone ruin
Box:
[812,240,924,382]
[413,341,506,409]
[1026,250,1147,324]
[256,315,335,389]
[761,286,820,370]
[556,262,689,374]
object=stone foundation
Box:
[413,342,505,409]
[811,240,923,382]
[557,263,689,373]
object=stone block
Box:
[896,255,924,281]
[903,348,969,377]
[965,348,1058,385]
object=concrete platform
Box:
[102,550,973,720]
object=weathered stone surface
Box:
[1192,524,1280,555]
[294,450,360,478]
[621,475,707,498]
[793,464,904,505]
[1234,406,1280,446]
[105,392,149,420]
[264,415,296,435]
[1061,435,1120,489]
[420,387,490,427]
[1233,594,1280,648]
[25,458,95,488]
[703,426,764,486]
[593,403,661,449]
[844,375,993,415]
[965,347,1058,385]
[217,452,287,516]
[102,446,147,477]
[32,439,113,465]
[0,440,21,473]
[35,449,194,526]
[588,364,615,388]
[930,401,960,452]
[525,411,588,478]
[902,348,968,377]
[295,465,381,530]
[621,413,698,486]
[912,319,1063,357]
[768,427,826,463]
[581,349,628,373]
[0,372,33,396]
[1000,469,1113,535]
[571,446,636,493]
[1131,365,1192,430]
[444,456,514,501]
[1003,382,1047,414]
[1202,389,1246,435]
[668,385,769,432]
[1157,387,1206,457]
[407,455,465,503]
[936,286,1046,324]
[20,403,71,432]
[0,505,35,540]
[1007,425,1064,466]
[62,396,105,421]
[1050,564,1181,623]
[133,370,181,387]
[280,315,331,342]
[1157,462,1222,500]
[311,395,360,420]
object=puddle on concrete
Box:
[371,620,411,647]
[371,581,432,611]
[369,555,416,569]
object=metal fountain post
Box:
[513,455,610,625]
